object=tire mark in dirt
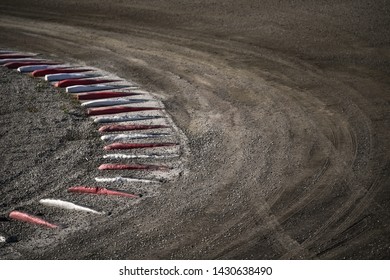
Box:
[280,84,384,258]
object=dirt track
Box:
[0,1,389,259]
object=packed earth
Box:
[0,0,389,259]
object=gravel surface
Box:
[0,0,389,259]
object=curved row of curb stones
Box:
[0,50,187,243]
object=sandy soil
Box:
[0,0,389,259]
